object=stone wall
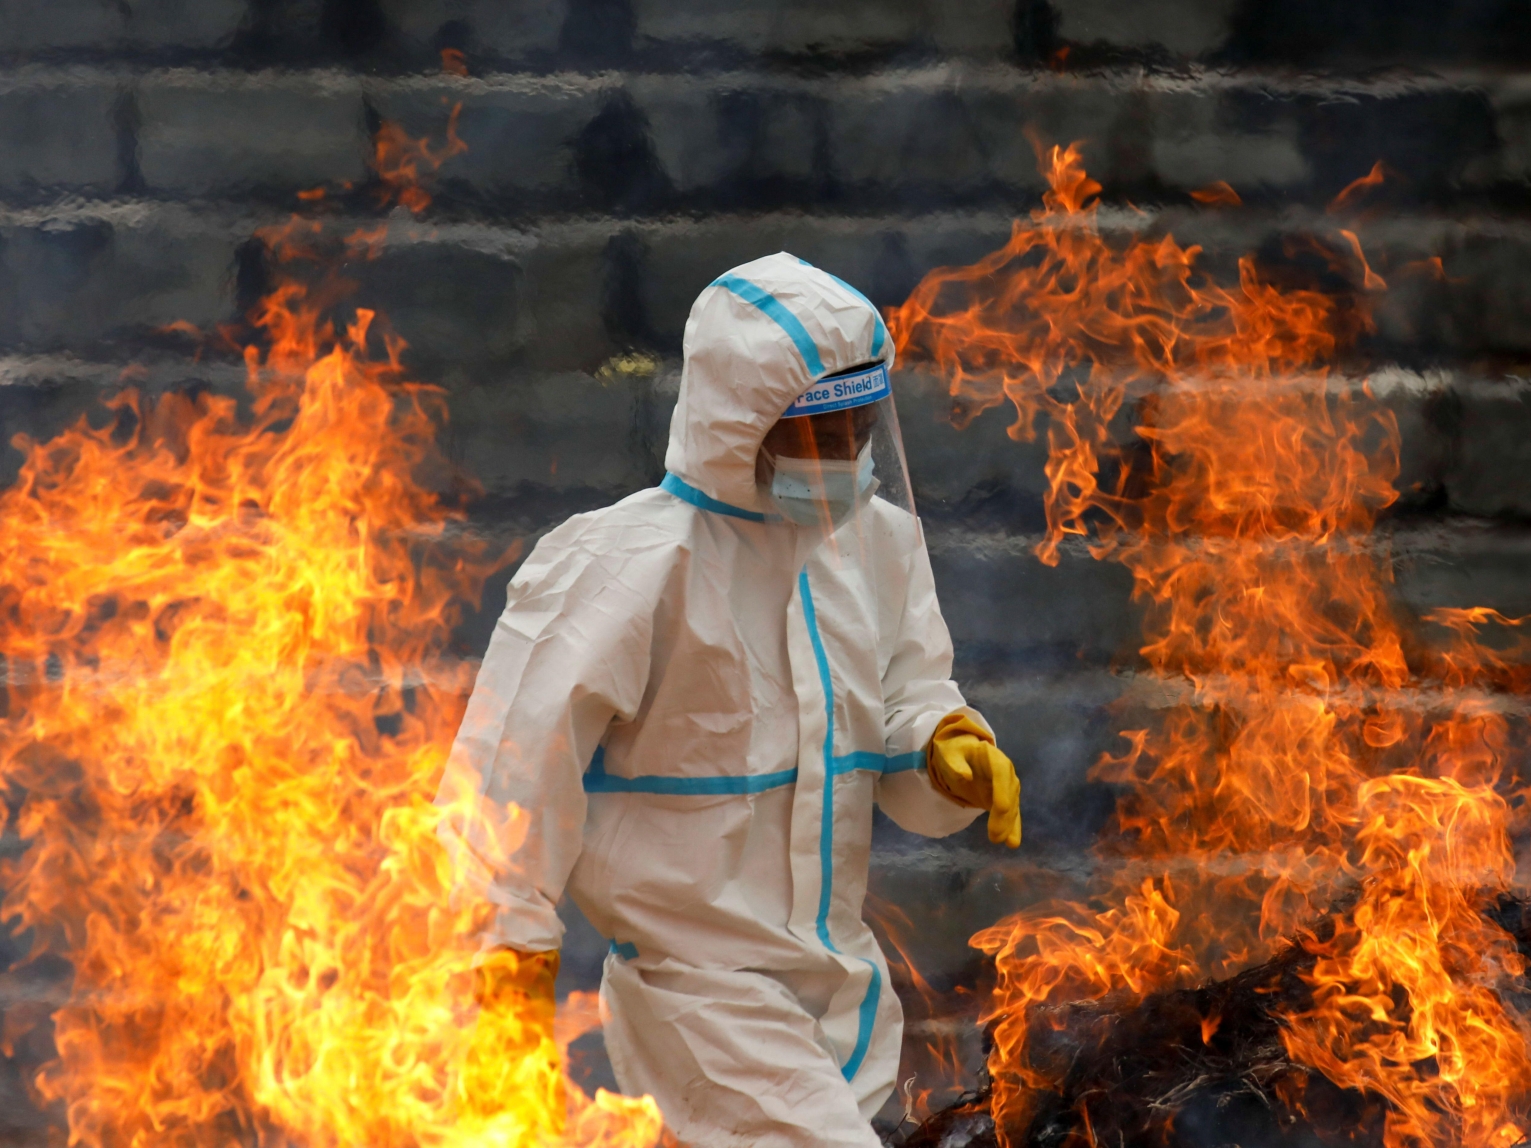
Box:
[1,0,1529,1137]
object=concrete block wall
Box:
[1,0,1530,1135]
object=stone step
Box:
[0,65,1524,210]
[0,0,1019,70]
[933,518,1531,668]
[3,202,1531,381]
[903,367,1531,524]
[0,0,247,58]
[1045,0,1530,69]
[0,204,618,374]
[4,0,1523,73]
[8,306,1531,516]
[6,349,1531,523]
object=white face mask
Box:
[763,443,875,527]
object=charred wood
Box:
[890,895,1531,1148]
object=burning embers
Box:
[888,147,1531,1148]
[0,121,662,1146]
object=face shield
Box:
[756,361,915,533]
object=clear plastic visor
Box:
[755,387,915,532]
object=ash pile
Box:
[890,896,1531,1148]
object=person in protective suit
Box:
[437,252,1021,1148]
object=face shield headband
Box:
[779,361,891,417]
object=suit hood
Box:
[664,252,893,515]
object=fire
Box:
[889,143,1531,1146]
[0,119,662,1147]
[373,105,466,215]
[867,894,984,1126]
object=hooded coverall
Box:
[438,252,991,1148]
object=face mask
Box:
[764,443,875,527]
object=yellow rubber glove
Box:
[927,712,1022,848]
[462,947,564,1127]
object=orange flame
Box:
[889,142,1531,1146]
[866,894,979,1124]
[0,127,663,1148]
[1189,181,1242,208]
[374,106,467,216]
[1330,160,1393,214]
[1341,228,1389,291]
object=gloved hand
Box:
[926,712,1022,848]
[462,946,563,1125]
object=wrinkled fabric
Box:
[438,252,986,1148]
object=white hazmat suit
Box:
[439,252,988,1147]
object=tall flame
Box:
[0,122,663,1148]
[888,143,1531,1147]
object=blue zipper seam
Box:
[798,567,885,1082]
[799,569,840,954]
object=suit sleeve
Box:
[875,536,988,838]
[434,520,665,953]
